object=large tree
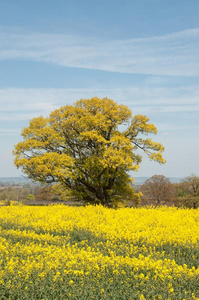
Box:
[13,98,165,206]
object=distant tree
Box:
[0,187,17,201]
[141,175,174,206]
[175,174,199,209]
[13,97,165,207]
[36,186,55,201]
[0,190,7,201]
[26,194,35,201]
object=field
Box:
[0,205,198,300]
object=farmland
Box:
[0,205,198,299]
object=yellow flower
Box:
[69,280,74,284]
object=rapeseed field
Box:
[0,205,198,299]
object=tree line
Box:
[0,174,198,208]
[140,174,199,209]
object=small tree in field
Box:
[141,175,174,206]
[13,97,165,207]
[26,194,35,201]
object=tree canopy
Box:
[175,174,199,209]
[13,97,165,206]
[141,175,174,206]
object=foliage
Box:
[175,174,199,209]
[26,194,35,201]
[0,187,17,201]
[0,185,40,203]
[13,97,165,206]
[141,175,174,206]
[0,205,198,299]
[35,186,55,201]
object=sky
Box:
[0,0,199,179]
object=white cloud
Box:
[0,85,199,113]
[0,86,199,116]
[0,27,199,76]
[0,89,58,112]
[0,87,198,138]
[0,128,21,135]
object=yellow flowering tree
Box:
[13,97,165,206]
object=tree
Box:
[175,174,199,209]
[26,194,35,201]
[13,97,165,207]
[141,175,174,206]
[35,186,54,201]
[0,187,18,202]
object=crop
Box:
[0,205,198,299]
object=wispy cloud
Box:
[0,128,21,135]
[0,86,199,114]
[0,87,198,136]
[0,27,199,76]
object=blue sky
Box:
[0,0,199,178]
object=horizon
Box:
[0,0,199,178]
[0,176,185,185]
